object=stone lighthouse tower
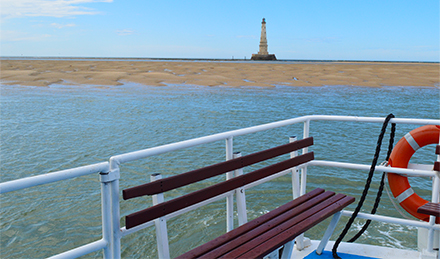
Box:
[251,18,276,60]
[258,18,268,55]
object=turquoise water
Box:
[304,250,377,259]
[0,83,439,258]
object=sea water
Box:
[0,83,439,258]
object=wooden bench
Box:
[123,137,355,258]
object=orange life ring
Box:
[388,125,440,222]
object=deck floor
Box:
[291,240,421,259]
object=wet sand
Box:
[1,59,438,87]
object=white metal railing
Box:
[1,115,439,259]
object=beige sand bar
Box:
[1,59,438,87]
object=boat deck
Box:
[292,240,422,259]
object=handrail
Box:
[0,162,109,194]
[309,160,437,177]
[1,116,438,195]
[1,115,439,259]
[109,115,439,166]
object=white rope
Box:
[384,172,412,220]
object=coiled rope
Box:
[332,114,396,258]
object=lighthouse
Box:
[251,18,277,60]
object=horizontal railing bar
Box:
[120,219,155,237]
[309,160,437,177]
[110,117,309,166]
[46,239,108,259]
[2,116,437,194]
[341,210,440,230]
[0,162,109,194]
[307,115,439,125]
[110,116,439,166]
[407,163,434,171]
[120,190,235,237]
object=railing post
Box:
[99,163,121,259]
[225,137,234,232]
[108,159,122,259]
[301,120,310,195]
[234,152,248,226]
[427,140,440,255]
[289,135,305,250]
[427,139,440,255]
[99,173,112,259]
[289,136,300,199]
[151,173,170,259]
[296,124,313,251]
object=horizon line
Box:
[1,56,439,64]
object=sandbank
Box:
[1,59,438,88]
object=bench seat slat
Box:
[176,190,355,259]
[125,152,314,229]
[239,195,355,258]
[123,137,313,200]
[197,191,339,259]
[175,188,326,258]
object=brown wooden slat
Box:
[218,194,352,258]
[174,188,326,259]
[238,195,355,258]
[123,137,313,200]
[417,202,440,217]
[436,145,440,155]
[199,192,343,259]
[434,161,440,172]
[125,152,314,229]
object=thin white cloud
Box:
[1,0,113,19]
[51,23,76,29]
[116,29,134,36]
[1,30,51,41]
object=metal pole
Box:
[289,136,300,199]
[234,152,247,226]
[107,158,122,259]
[99,173,112,259]
[428,137,440,254]
[225,137,234,232]
[100,166,121,259]
[110,179,121,259]
[426,174,437,252]
[151,173,170,259]
[300,120,310,195]
[290,134,304,250]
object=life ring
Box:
[388,125,440,222]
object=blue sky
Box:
[1,0,439,61]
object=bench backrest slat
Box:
[123,137,313,200]
[125,152,314,229]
